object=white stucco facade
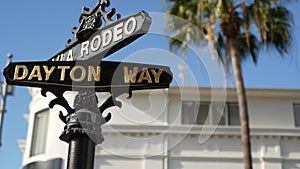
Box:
[19,87,300,169]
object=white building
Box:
[19,87,300,169]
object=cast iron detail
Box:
[40,86,124,123]
[41,88,122,123]
[59,90,121,144]
[41,87,75,114]
[68,0,121,44]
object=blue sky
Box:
[0,0,300,168]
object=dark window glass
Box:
[294,104,300,127]
[228,103,240,126]
[182,102,240,126]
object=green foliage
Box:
[166,0,295,64]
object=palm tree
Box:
[165,0,295,169]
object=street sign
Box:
[3,1,174,167]
[49,10,151,62]
[4,61,172,92]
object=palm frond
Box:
[237,33,259,64]
[166,0,295,62]
[265,6,293,55]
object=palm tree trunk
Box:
[229,39,253,169]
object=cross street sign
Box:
[50,10,151,61]
[4,61,172,92]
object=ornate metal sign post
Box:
[4,1,172,169]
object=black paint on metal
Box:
[61,90,111,169]
[66,136,96,169]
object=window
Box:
[182,101,240,126]
[294,104,300,127]
[228,103,240,126]
[182,101,200,124]
[30,109,49,156]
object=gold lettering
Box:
[13,65,28,80]
[70,66,86,82]
[28,66,42,81]
[88,66,101,82]
[151,69,163,83]
[138,68,152,83]
[43,66,56,81]
[124,66,138,83]
[58,66,70,81]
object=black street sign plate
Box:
[4,61,172,92]
[50,11,151,62]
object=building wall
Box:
[21,88,68,168]
[20,87,300,169]
[97,125,300,169]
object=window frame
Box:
[181,101,240,126]
[30,109,50,157]
[293,103,300,127]
[227,102,241,126]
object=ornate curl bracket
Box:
[58,90,122,144]
[41,86,123,125]
[41,86,123,144]
[67,0,121,46]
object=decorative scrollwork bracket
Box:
[57,90,121,144]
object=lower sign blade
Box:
[4,61,173,92]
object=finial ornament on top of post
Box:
[68,0,121,44]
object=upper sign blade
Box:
[50,11,152,62]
